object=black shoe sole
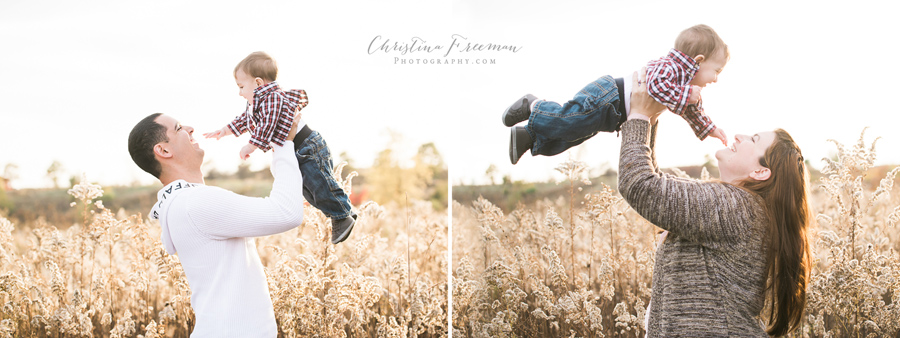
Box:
[510,127,522,165]
[502,94,535,127]
[509,126,533,165]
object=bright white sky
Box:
[0,0,455,189]
[1,1,899,189]
[454,0,900,185]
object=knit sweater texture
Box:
[150,142,304,338]
[618,119,770,337]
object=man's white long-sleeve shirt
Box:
[150,142,304,338]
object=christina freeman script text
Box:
[368,34,522,57]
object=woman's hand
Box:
[628,67,666,123]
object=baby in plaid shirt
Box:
[205,51,356,244]
[504,24,730,165]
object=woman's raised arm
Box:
[617,71,760,246]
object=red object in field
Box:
[350,187,369,206]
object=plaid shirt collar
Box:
[667,48,700,74]
[252,81,282,107]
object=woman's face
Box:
[716,131,776,183]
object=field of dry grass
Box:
[452,129,900,337]
[4,128,900,337]
[0,164,448,337]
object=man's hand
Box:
[203,126,233,140]
[709,127,728,146]
[240,144,257,160]
[688,85,702,104]
[286,106,304,141]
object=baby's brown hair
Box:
[675,24,729,62]
[234,51,278,82]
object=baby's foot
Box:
[509,126,533,165]
[331,214,356,244]
[502,94,537,127]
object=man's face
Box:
[154,114,204,168]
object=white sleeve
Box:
[187,141,304,239]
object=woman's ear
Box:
[749,167,771,181]
[694,54,706,63]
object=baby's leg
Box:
[295,130,356,244]
[526,75,626,157]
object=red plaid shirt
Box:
[228,82,309,152]
[646,49,716,140]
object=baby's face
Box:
[690,48,727,87]
[235,69,261,102]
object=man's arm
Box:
[187,109,305,238]
[186,141,303,238]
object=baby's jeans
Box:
[525,75,627,157]
[294,126,355,221]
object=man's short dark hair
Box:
[128,113,168,178]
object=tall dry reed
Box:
[453,129,900,337]
[0,163,448,337]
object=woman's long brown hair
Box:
[739,129,812,336]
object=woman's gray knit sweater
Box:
[618,119,770,337]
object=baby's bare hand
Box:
[203,127,231,140]
[202,130,221,139]
[710,127,727,146]
[240,144,256,160]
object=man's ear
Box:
[154,143,173,159]
[749,167,771,181]
[694,54,706,63]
